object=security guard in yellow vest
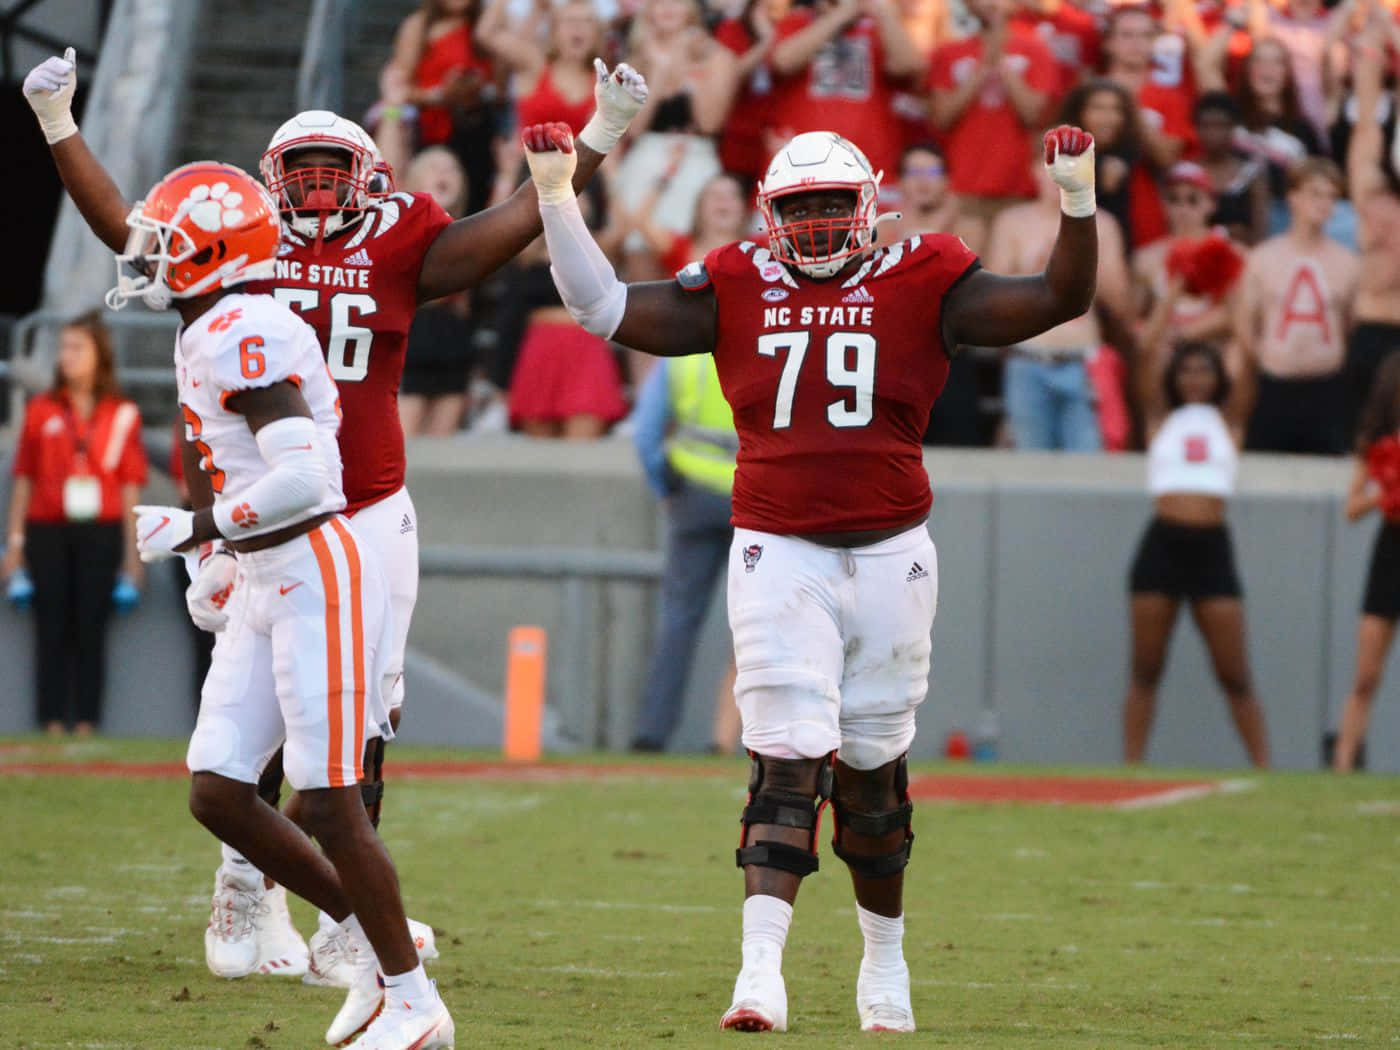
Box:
[631,356,739,752]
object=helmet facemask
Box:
[757,132,883,280]
[761,187,875,279]
[261,138,372,250]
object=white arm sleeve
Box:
[540,198,629,340]
[211,417,330,538]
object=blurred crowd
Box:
[367,0,1400,454]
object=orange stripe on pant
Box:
[307,526,347,787]
[329,517,366,779]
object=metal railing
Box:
[6,308,178,422]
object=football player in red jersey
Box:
[24,49,647,986]
[522,121,1098,1033]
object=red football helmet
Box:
[105,162,280,311]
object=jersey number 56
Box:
[272,289,378,383]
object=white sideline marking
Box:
[1355,800,1400,815]
[1112,778,1255,810]
[2,909,58,920]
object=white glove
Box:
[1043,124,1096,219]
[23,46,79,145]
[577,59,648,155]
[523,122,579,206]
[133,504,195,563]
[186,551,238,632]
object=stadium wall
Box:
[2,436,1396,772]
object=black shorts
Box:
[400,362,471,398]
[1129,518,1242,599]
[1362,522,1400,619]
[1245,373,1347,455]
[1347,322,1400,439]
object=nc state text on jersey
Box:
[763,305,874,328]
[274,260,371,289]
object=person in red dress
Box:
[522,119,1099,1034]
[24,44,648,993]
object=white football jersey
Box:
[176,293,345,537]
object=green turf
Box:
[4,737,1400,1049]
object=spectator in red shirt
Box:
[2,313,147,736]
[1010,0,1101,100]
[1103,5,1196,247]
[766,0,925,182]
[714,0,790,187]
[928,0,1057,226]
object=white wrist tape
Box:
[212,417,329,538]
[39,112,78,146]
[1059,186,1096,219]
[540,198,629,340]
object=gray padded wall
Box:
[5,433,1400,771]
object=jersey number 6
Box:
[272,289,379,383]
[757,331,876,430]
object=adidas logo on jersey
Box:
[906,561,929,582]
[841,285,875,305]
[399,513,415,535]
[344,248,373,267]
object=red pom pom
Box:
[1165,234,1245,300]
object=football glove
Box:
[1044,124,1096,219]
[523,122,578,206]
[23,46,79,145]
[578,59,648,154]
[133,504,195,563]
[186,550,237,632]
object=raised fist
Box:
[523,122,578,206]
[1043,124,1096,218]
[22,46,78,144]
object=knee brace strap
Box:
[831,755,914,879]
[735,753,833,876]
[832,834,914,878]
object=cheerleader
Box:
[1333,354,1400,771]
[1124,342,1270,767]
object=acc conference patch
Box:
[675,260,711,291]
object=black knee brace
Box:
[361,736,386,828]
[831,754,914,879]
[735,753,834,877]
[257,747,285,810]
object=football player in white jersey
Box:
[112,161,452,1050]
[24,45,647,986]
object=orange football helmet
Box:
[106,162,280,311]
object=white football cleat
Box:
[720,968,788,1033]
[857,957,916,1032]
[204,865,266,979]
[255,884,309,977]
[308,917,439,988]
[344,986,454,1050]
[325,929,383,1046]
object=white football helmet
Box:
[757,132,883,279]
[259,110,378,242]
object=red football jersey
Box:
[688,236,979,535]
[245,191,452,512]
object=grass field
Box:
[5,737,1400,1049]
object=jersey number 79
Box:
[272,289,378,383]
[757,331,876,429]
